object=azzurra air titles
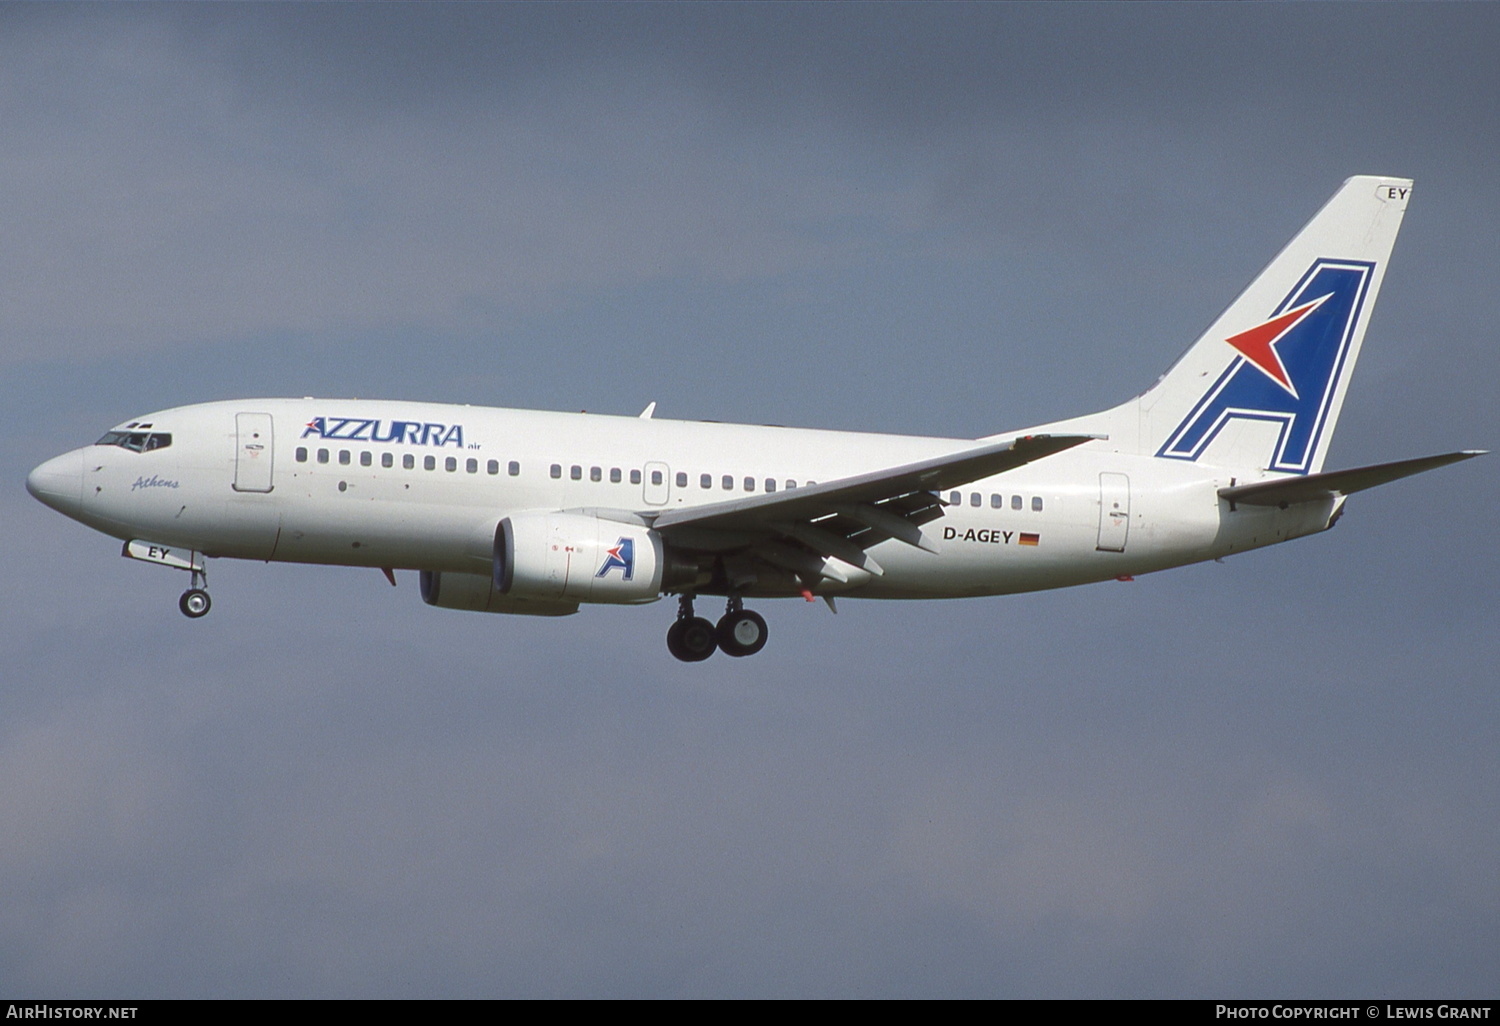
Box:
[25,176,1484,660]
[302,416,468,449]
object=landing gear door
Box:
[1096,472,1130,552]
[233,412,275,493]
[642,461,671,506]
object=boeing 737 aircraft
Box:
[26,176,1483,660]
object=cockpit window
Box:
[96,431,172,453]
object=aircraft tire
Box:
[716,610,768,657]
[179,588,212,619]
[667,617,717,662]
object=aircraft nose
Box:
[26,448,86,516]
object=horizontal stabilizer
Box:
[1218,450,1486,507]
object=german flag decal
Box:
[1019,533,1040,546]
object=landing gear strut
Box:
[665,594,770,661]
[179,566,211,619]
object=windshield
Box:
[95,431,172,453]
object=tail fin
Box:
[1042,176,1412,475]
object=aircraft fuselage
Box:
[29,397,1334,603]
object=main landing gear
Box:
[178,567,211,619]
[666,594,769,662]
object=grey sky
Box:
[2,3,1496,997]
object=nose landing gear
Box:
[666,594,769,661]
[178,567,211,619]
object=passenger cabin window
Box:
[630,469,642,485]
[383,453,394,468]
[339,450,351,465]
[403,454,415,470]
[466,458,478,474]
[1011,495,1022,510]
[970,492,981,507]
[95,431,172,453]
[424,455,436,471]
[765,479,776,493]
[700,474,712,489]
[610,468,621,483]
[590,466,601,482]
[570,465,582,480]
[722,475,733,490]
[744,477,755,492]
[296,447,308,463]
[445,456,457,472]
[949,491,960,505]
[318,449,330,464]
[652,470,664,486]
[550,464,562,479]
[360,451,372,467]
[991,494,1002,509]
[1032,496,1044,512]
[509,461,520,476]
[675,472,687,488]
[487,460,499,475]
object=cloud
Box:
[4,2,1497,998]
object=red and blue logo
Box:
[1157,258,1375,474]
[596,537,635,580]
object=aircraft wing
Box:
[644,434,1095,582]
[1218,450,1486,507]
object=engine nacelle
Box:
[497,511,664,604]
[420,569,579,616]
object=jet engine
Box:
[497,512,665,604]
[419,569,578,616]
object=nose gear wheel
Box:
[178,567,212,619]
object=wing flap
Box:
[646,433,1094,589]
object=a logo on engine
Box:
[596,537,635,581]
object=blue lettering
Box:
[306,415,469,448]
[131,474,180,491]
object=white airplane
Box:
[27,175,1484,661]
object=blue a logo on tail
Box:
[1158,259,1375,474]
[596,537,635,580]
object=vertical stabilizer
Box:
[1032,176,1412,475]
